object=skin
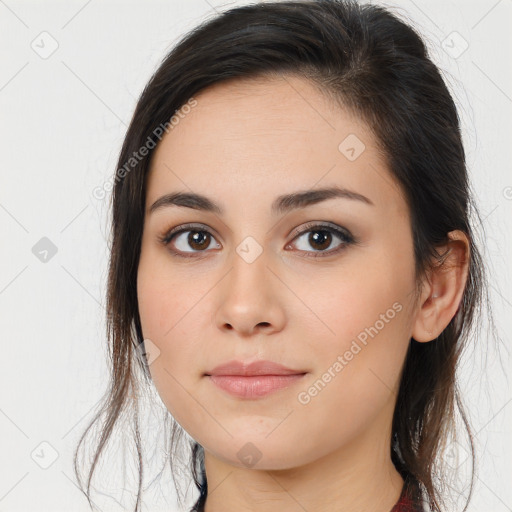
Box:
[137,74,469,512]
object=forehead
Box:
[146,74,405,217]
[159,74,369,150]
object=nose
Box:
[212,249,286,337]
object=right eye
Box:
[159,223,222,257]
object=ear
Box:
[411,230,470,343]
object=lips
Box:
[205,360,307,399]
[205,359,306,377]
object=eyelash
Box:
[157,221,356,259]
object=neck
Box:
[202,423,404,512]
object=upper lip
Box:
[206,360,306,376]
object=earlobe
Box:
[411,230,470,343]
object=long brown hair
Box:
[74,1,500,511]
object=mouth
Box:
[205,373,307,399]
[204,359,308,399]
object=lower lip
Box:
[207,374,306,399]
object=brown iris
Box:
[308,230,332,251]
[188,231,211,251]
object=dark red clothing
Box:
[391,480,425,512]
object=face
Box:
[137,74,419,470]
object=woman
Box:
[74,1,492,511]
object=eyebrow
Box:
[148,185,374,217]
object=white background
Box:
[1,0,511,511]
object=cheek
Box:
[137,268,205,367]
[137,244,202,340]
[137,253,214,422]
[298,260,411,354]
[137,269,200,428]
[290,280,411,454]
[295,248,414,403]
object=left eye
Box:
[287,223,354,257]
[160,222,354,258]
